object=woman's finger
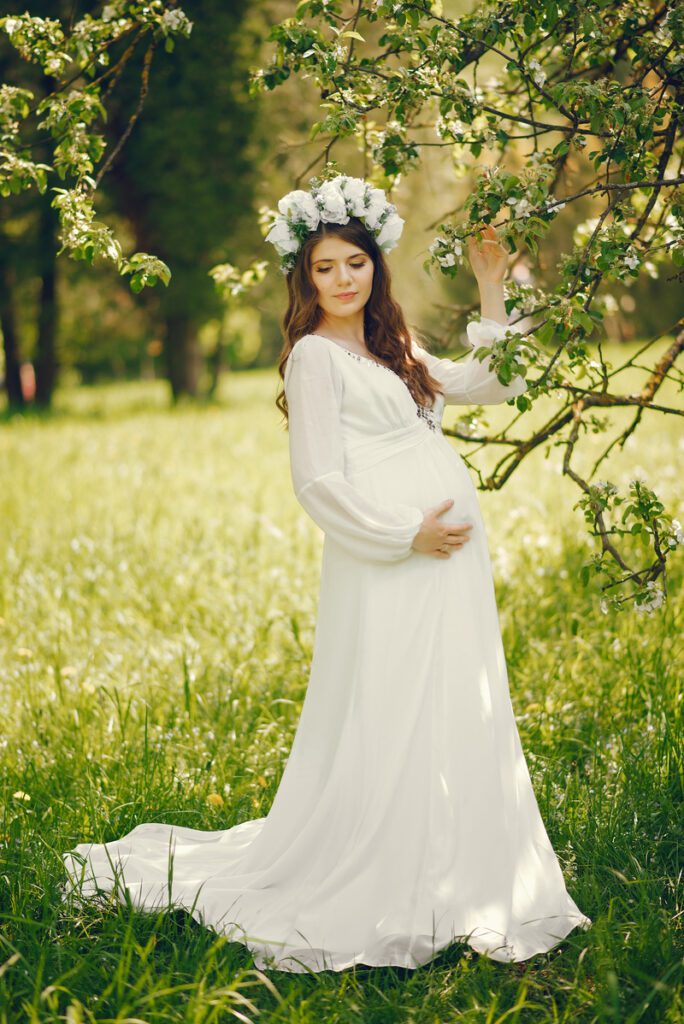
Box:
[446,524,473,538]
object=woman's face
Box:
[309,235,374,320]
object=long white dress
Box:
[62,319,591,972]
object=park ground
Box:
[0,344,682,1022]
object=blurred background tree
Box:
[98,0,260,399]
[0,0,265,405]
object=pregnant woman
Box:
[62,174,591,972]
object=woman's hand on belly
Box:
[411,498,473,559]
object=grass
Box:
[0,346,682,1022]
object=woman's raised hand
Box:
[411,498,473,559]
[467,223,509,285]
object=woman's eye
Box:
[318,262,365,273]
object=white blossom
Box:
[429,236,462,265]
[635,581,665,613]
[162,9,193,34]
[594,479,618,495]
[435,114,465,140]
[528,59,547,89]
[514,198,532,219]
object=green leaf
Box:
[574,310,596,334]
[535,322,556,346]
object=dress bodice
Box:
[298,334,444,441]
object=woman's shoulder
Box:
[289,333,331,361]
[284,334,341,388]
[288,333,347,374]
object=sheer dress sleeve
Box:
[411,317,528,406]
[284,335,424,563]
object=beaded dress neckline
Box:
[306,333,394,371]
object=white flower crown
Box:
[264,174,405,274]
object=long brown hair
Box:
[275,217,443,424]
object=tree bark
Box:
[164,313,202,399]
[0,241,24,411]
[34,186,59,407]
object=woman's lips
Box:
[335,292,357,299]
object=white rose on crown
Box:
[337,175,369,215]
[317,181,350,224]
[264,218,299,256]
[375,210,404,251]
[278,190,320,230]
[362,188,388,230]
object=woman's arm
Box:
[284,335,424,562]
[478,283,508,325]
[411,324,527,406]
[411,225,527,405]
[467,223,509,325]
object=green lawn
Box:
[0,353,682,1023]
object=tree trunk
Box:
[34,187,59,407]
[207,320,231,399]
[164,314,202,399]
[0,244,24,411]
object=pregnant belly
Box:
[346,426,481,529]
